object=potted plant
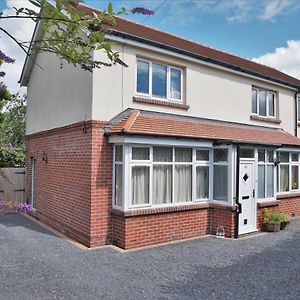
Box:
[266,211,282,232]
[279,213,289,230]
[261,208,269,231]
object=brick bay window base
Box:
[112,204,236,249]
[26,120,113,248]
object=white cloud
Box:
[0,0,36,93]
[252,40,300,80]
[259,0,295,21]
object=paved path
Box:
[1,214,300,300]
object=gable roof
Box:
[107,109,300,147]
[75,3,300,90]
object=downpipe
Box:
[295,89,300,137]
[234,145,241,239]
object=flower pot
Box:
[280,221,288,230]
[267,221,281,232]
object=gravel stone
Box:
[1,214,300,300]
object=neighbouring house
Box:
[20,3,300,249]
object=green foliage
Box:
[263,209,289,223]
[0,93,26,167]
[12,0,127,71]
[0,147,25,167]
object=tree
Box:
[0,0,154,75]
[0,93,26,167]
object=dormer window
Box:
[252,87,276,118]
[136,59,183,101]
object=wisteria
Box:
[0,71,5,77]
[131,7,155,15]
[16,202,33,213]
[0,50,15,64]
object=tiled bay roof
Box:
[108,109,300,147]
[75,3,300,89]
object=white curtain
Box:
[132,166,149,205]
[174,165,192,202]
[266,165,274,197]
[175,148,192,162]
[153,165,172,204]
[213,165,228,201]
[196,166,209,199]
[258,165,265,198]
[280,165,289,192]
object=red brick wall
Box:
[26,121,113,247]
[112,204,236,249]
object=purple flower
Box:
[131,7,155,15]
[0,201,5,210]
[0,50,15,64]
[16,202,33,213]
[0,71,5,77]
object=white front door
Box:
[239,161,257,235]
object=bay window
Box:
[113,145,233,210]
[136,59,183,101]
[277,152,300,193]
[252,87,276,118]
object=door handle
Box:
[242,196,249,200]
[253,189,255,198]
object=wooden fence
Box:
[0,168,26,208]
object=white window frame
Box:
[277,151,300,195]
[252,86,277,118]
[256,149,276,201]
[136,58,183,102]
[297,97,300,122]
[112,143,234,211]
[113,145,124,209]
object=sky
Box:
[0,0,300,92]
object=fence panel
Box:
[0,168,26,210]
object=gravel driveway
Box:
[1,213,300,300]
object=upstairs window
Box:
[136,59,183,101]
[252,87,276,118]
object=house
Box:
[20,3,300,249]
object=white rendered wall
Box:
[26,52,93,135]
[92,42,297,136]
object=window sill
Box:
[277,192,300,199]
[250,115,281,124]
[257,200,280,208]
[133,96,189,110]
[112,202,236,217]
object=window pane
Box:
[175,148,192,162]
[196,150,209,161]
[292,153,299,162]
[153,147,172,162]
[153,165,172,204]
[196,166,209,199]
[132,147,150,160]
[115,145,123,162]
[132,166,149,205]
[279,152,289,163]
[266,165,274,198]
[170,68,181,100]
[292,166,299,190]
[115,165,123,206]
[137,60,149,94]
[268,92,275,117]
[258,165,265,199]
[252,89,257,114]
[266,150,274,163]
[152,63,167,98]
[240,148,254,158]
[258,149,265,162]
[213,149,228,162]
[259,90,267,116]
[174,165,192,202]
[298,98,300,121]
[280,165,289,192]
[213,165,228,201]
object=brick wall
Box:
[26,121,113,247]
[257,197,300,229]
[112,204,236,249]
